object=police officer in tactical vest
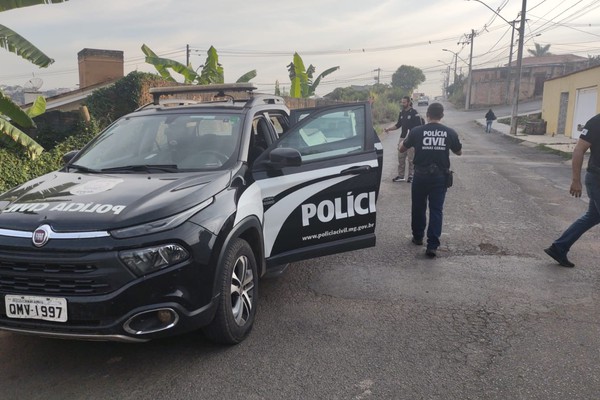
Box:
[400,102,462,258]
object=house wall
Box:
[470,61,590,108]
[470,69,507,106]
[542,66,600,138]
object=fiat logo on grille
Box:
[32,224,52,247]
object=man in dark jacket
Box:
[485,109,496,133]
[400,103,462,258]
[385,96,423,182]
[545,113,600,267]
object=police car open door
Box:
[252,102,383,267]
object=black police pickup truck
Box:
[0,84,382,344]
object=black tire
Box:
[203,238,258,344]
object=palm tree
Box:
[0,0,69,158]
[527,43,552,57]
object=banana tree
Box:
[142,44,256,84]
[287,52,339,98]
[0,0,67,158]
[0,92,46,157]
[0,0,68,67]
[197,46,225,84]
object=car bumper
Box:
[0,223,220,341]
[0,264,220,341]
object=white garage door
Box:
[571,86,598,139]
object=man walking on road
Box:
[545,113,600,268]
[400,103,462,258]
[385,96,423,183]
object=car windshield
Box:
[73,113,242,172]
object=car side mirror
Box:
[268,147,302,169]
[62,150,79,164]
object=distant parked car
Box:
[417,96,429,106]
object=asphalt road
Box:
[2,102,599,400]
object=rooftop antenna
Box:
[23,77,44,92]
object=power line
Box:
[528,3,600,38]
[189,35,464,58]
[528,0,591,35]
[527,0,548,13]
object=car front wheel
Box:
[203,238,258,344]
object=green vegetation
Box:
[85,71,164,128]
[391,65,426,93]
[0,120,96,193]
[0,0,68,67]
[527,43,552,57]
[142,44,256,85]
[322,73,429,127]
[535,144,572,160]
[0,92,46,157]
[0,0,68,158]
[0,71,162,192]
[287,52,339,98]
[497,112,542,128]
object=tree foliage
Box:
[287,52,339,98]
[0,117,97,193]
[0,90,45,158]
[142,44,256,85]
[527,43,552,57]
[587,54,600,67]
[324,86,370,102]
[391,65,426,93]
[85,71,164,128]
[0,0,67,158]
[0,0,68,67]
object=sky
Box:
[1,0,600,98]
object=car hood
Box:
[0,170,231,232]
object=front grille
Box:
[0,260,112,295]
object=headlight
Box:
[120,244,189,276]
[110,198,213,238]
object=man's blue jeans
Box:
[486,120,493,132]
[552,172,600,255]
[411,173,447,250]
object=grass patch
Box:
[498,112,542,128]
[535,144,572,160]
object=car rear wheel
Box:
[203,238,257,344]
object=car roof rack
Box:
[149,83,257,105]
[244,95,286,107]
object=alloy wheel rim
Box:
[230,255,254,326]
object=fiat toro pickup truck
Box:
[0,84,382,344]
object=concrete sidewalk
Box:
[475,115,578,157]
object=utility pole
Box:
[186,44,190,66]
[453,53,458,85]
[373,68,381,85]
[464,29,475,110]
[445,65,451,95]
[510,0,527,136]
[467,0,525,116]
[505,21,516,105]
[442,49,460,86]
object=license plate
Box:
[5,295,68,322]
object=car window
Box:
[276,105,365,162]
[74,113,242,171]
[266,113,289,137]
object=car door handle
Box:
[340,165,371,175]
